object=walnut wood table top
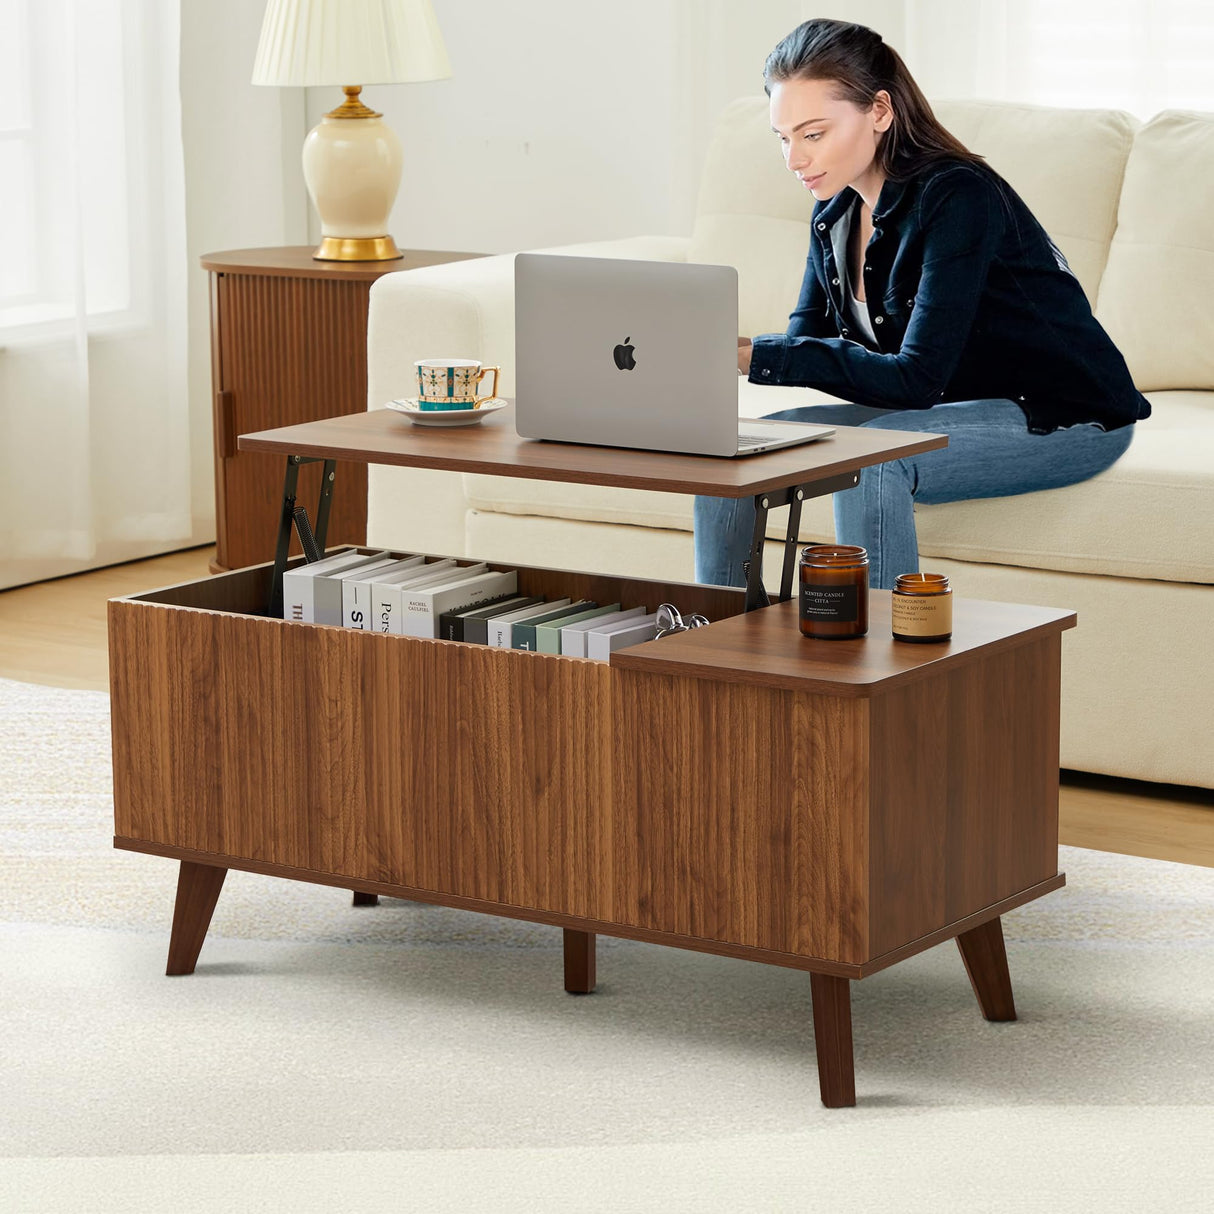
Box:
[612,594,1078,696]
[200,246,485,281]
[238,402,948,497]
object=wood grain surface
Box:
[205,247,485,572]
[109,558,1069,972]
[866,635,1063,956]
[237,404,948,498]
[612,594,1077,696]
[200,246,484,280]
[610,668,871,962]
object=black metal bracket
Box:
[268,455,338,618]
[743,469,863,613]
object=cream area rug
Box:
[1,675,1212,1213]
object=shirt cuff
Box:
[748,334,788,385]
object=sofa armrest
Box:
[365,234,691,557]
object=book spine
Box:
[375,588,395,635]
[281,571,310,623]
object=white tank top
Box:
[830,201,878,346]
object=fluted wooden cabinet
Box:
[201,246,483,573]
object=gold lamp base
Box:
[313,235,403,262]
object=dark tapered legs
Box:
[956,916,1017,1021]
[810,972,856,1107]
[563,929,596,994]
[352,891,379,906]
[166,861,227,976]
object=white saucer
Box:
[385,398,508,427]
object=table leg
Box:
[352,891,379,907]
[166,861,227,976]
[563,929,596,994]
[810,972,856,1107]
[956,916,1017,1021]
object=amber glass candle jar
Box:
[891,572,953,642]
[799,545,869,639]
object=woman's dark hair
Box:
[764,19,986,181]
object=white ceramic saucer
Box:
[385,398,508,427]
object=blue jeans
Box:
[693,398,1135,590]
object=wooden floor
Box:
[2,545,1211,868]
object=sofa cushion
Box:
[687,98,1135,336]
[462,391,1214,584]
[1096,110,1214,391]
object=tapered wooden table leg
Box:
[166,861,227,976]
[810,972,856,1107]
[957,916,1017,1021]
[563,929,596,994]
[352,891,379,906]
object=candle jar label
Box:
[800,583,859,623]
[891,593,952,637]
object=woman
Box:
[695,19,1150,591]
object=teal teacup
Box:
[415,359,501,411]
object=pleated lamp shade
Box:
[252,0,452,87]
[251,0,453,261]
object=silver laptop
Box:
[514,254,835,457]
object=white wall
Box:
[179,0,308,540]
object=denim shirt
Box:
[748,161,1151,434]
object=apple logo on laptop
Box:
[613,337,637,371]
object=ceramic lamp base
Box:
[302,96,404,263]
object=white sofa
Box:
[364,99,1214,790]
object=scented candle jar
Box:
[891,572,953,642]
[799,545,869,639]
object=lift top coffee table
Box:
[109,404,1075,1107]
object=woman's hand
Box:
[737,337,753,377]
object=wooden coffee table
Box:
[109,406,1074,1107]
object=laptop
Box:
[514,253,835,458]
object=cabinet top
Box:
[611,595,1077,696]
[237,404,949,499]
[199,246,485,280]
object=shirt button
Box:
[816,222,826,231]
[874,315,884,324]
[1018,394,1026,401]
[761,368,771,377]
[841,327,850,336]
[831,277,840,286]
[906,297,915,307]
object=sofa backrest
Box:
[1094,109,1214,393]
[688,96,1137,338]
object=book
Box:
[585,612,660,661]
[536,602,621,655]
[511,600,596,651]
[399,567,518,639]
[460,597,545,645]
[559,605,646,658]
[439,594,536,642]
[342,557,423,630]
[280,549,392,623]
[487,599,571,649]
[310,551,400,626]
[370,559,465,635]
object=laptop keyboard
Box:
[737,432,771,449]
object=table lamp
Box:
[252,0,453,261]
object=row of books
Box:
[280,549,662,657]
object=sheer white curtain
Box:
[0,0,192,590]
[903,0,1214,117]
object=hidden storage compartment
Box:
[108,549,746,909]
